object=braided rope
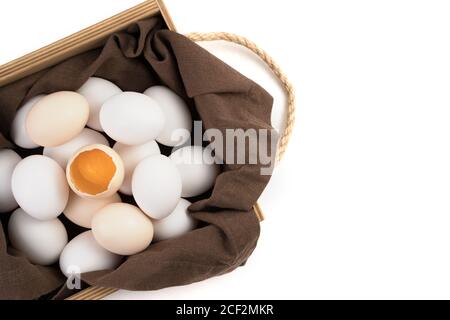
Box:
[186,32,296,164]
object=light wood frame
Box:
[0,0,176,87]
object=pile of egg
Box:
[0,77,220,278]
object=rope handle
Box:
[186,32,296,164]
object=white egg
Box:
[100,92,165,145]
[113,141,160,195]
[132,154,181,220]
[144,86,192,147]
[8,208,68,265]
[44,128,109,169]
[10,95,44,149]
[11,155,69,220]
[77,77,122,131]
[153,199,197,242]
[64,192,121,228]
[59,231,122,278]
[0,149,22,213]
[169,146,220,197]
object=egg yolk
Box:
[70,149,116,195]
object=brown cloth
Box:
[0,17,274,300]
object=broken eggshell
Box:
[66,144,124,199]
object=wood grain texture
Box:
[66,286,118,300]
[157,0,177,32]
[0,1,160,87]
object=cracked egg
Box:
[66,144,124,199]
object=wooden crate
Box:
[0,0,265,300]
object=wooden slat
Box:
[157,0,177,32]
[0,1,160,87]
[66,286,118,301]
[254,202,266,222]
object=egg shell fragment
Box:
[66,144,124,199]
[8,208,68,265]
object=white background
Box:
[2,0,450,300]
